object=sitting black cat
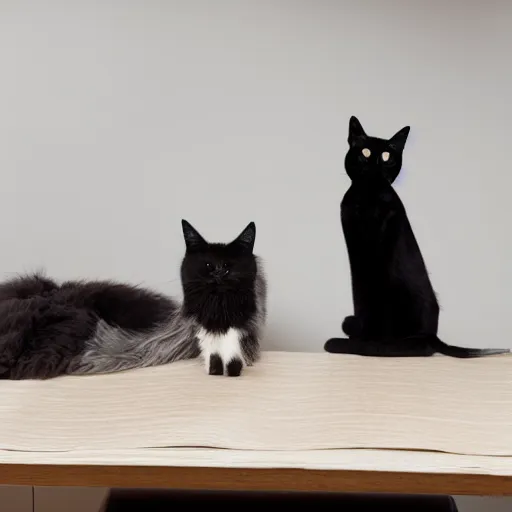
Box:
[324,116,509,358]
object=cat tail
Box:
[431,337,510,358]
[70,310,200,376]
[324,336,510,358]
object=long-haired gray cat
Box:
[0,220,267,380]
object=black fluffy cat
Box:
[0,220,266,379]
[180,220,267,377]
[324,116,509,358]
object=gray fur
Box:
[69,257,267,376]
[241,256,267,364]
[69,309,200,376]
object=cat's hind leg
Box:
[342,315,362,337]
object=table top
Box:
[1,351,511,495]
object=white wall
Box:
[0,1,510,509]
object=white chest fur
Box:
[196,327,245,374]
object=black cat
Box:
[324,116,509,358]
[0,220,267,379]
[180,219,267,376]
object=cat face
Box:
[180,220,257,292]
[344,116,410,184]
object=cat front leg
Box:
[224,329,260,375]
[226,358,243,377]
[219,328,245,377]
[198,328,245,377]
[207,351,243,377]
[208,353,224,375]
[198,338,221,376]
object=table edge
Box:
[0,464,510,496]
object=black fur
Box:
[209,354,224,375]
[0,273,178,380]
[181,220,259,334]
[226,358,243,377]
[0,220,266,380]
[324,116,509,358]
[180,219,263,367]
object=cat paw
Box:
[208,354,224,376]
[226,358,243,377]
[324,337,350,353]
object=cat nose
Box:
[213,267,229,279]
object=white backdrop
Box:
[0,2,510,507]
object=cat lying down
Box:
[0,220,267,380]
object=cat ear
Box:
[181,219,208,251]
[388,126,410,152]
[348,116,367,146]
[230,222,256,253]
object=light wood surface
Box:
[1,352,511,455]
[1,351,510,496]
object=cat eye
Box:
[382,151,390,162]
[362,148,371,158]
[205,262,213,271]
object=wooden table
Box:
[0,448,510,496]
[1,352,510,497]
